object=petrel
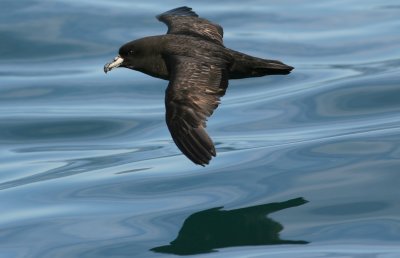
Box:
[104,6,293,166]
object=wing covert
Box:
[165,55,228,165]
[157,6,224,45]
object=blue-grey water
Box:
[1,1,400,257]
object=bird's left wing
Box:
[157,6,224,45]
[165,55,228,165]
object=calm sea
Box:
[1,0,400,257]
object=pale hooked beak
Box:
[104,55,124,73]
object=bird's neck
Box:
[133,36,169,80]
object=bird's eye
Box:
[129,50,134,55]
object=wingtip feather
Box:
[171,126,216,166]
[157,6,198,20]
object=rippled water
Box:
[1,1,400,257]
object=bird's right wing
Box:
[157,6,224,45]
[165,55,228,165]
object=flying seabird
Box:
[104,6,293,166]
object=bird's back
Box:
[161,34,232,66]
[161,34,293,79]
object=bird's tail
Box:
[228,49,293,79]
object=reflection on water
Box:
[152,198,308,255]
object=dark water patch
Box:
[311,140,394,156]
[379,4,400,9]
[0,118,137,143]
[115,167,152,175]
[328,58,400,75]
[312,202,389,216]
[0,145,161,191]
[0,31,105,61]
[314,72,400,118]
[0,69,88,78]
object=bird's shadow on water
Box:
[151,197,309,255]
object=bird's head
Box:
[103,40,143,73]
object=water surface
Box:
[1,1,400,257]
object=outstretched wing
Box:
[157,6,224,45]
[165,55,228,165]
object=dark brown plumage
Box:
[104,7,293,166]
